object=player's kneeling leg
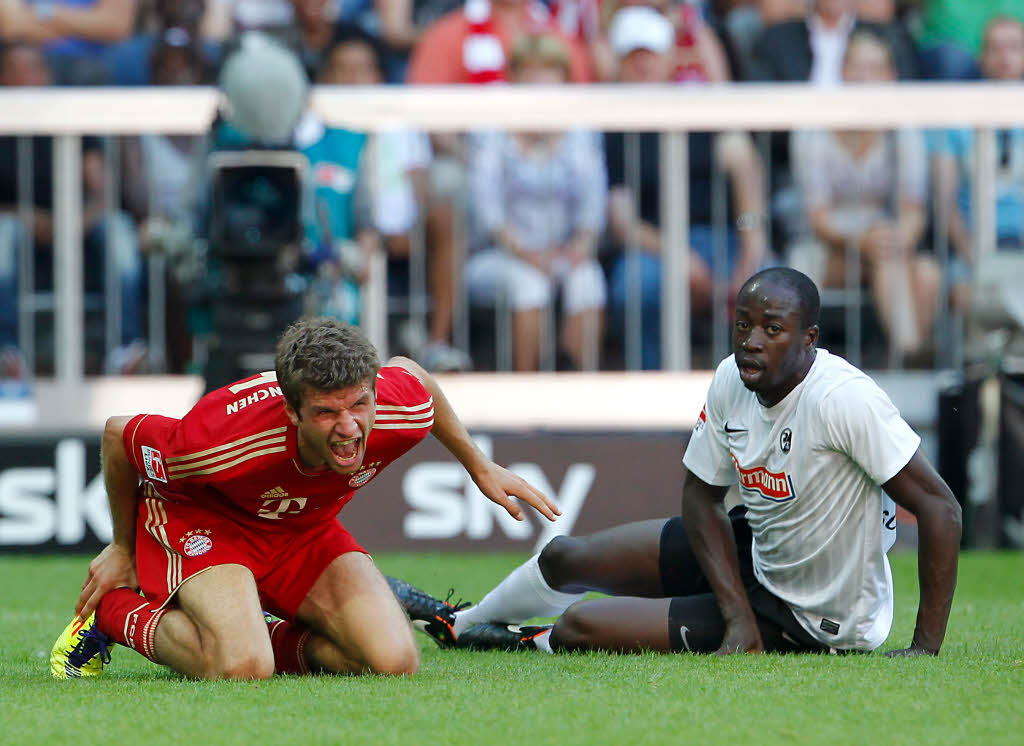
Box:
[156,565,275,680]
[297,553,419,676]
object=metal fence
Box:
[0,83,1020,384]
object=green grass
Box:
[2,552,1022,746]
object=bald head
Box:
[739,268,820,331]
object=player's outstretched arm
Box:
[681,470,763,655]
[882,449,962,657]
[387,357,561,522]
[75,416,141,618]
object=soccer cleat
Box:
[456,623,553,652]
[50,612,114,679]
[386,576,471,648]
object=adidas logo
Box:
[260,486,289,501]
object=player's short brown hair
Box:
[275,317,381,415]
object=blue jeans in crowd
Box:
[608,224,740,370]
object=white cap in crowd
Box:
[609,6,675,58]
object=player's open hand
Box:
[75,543,138,619]
[471,461,561,522]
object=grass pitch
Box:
[1,551,1022,746]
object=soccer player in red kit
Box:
[50,317,559,679]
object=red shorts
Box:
[135,492,366,619]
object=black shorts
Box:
[658,507,831,654]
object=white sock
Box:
[531,628,554,654]
[453,553,585,637]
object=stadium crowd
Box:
[1,0,1024,380]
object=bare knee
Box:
[200,650,275,681]
[364,641,420,677]
[194,634,274,680]
[538,535,587,590]
[222,654,275,680]
[551,601,597,653]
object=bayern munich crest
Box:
[348,468,377,488]
[182,534,213,557]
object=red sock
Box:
[95,588,167,663]
[267,618,311,675]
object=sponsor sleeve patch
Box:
[693,404,707,434]
[140,445,168,483]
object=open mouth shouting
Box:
[328,436,364,471]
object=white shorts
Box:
[464,248,607,314]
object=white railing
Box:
[0,82,1018,380]
[4,83,1024,133]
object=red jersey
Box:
[122,366,434,533]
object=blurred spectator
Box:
[121,32,209,266]
[286,34,377,326]
[583,0,732,83]
[747,0,917,282]
[709,0,805,26]
[464,33,607,370]
[321,24,469,370]
[663,0,731,81]
[748,0,917,84]
[373,0,464,82]
[549,0,602,42]
[191,0,340,80]
[932,15,1024,339]
[338,0,379,32]
[915,0,1024,81]
[104,0,220,86]
[602,6,766,369]
[146,28,211,87]
[855,0,918,75]
[0,0,139,84]
[117,32,210,371]
[0,42,146,374]
[710,0,809,82]
[407,1,593,369]
[790,30,938,363]
[710,0,807,30]
[216,0,296,33]
[281,0,339,79]
[406,0,592,83]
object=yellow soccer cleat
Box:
[50,612,113,679]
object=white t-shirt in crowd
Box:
[369,129,432,236]
[683,348,920,650]
[807,12,856,87]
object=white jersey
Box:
[682,349,920,651]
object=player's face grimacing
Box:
[286,380,376,474]
[732,281,817,408]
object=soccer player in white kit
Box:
[392,267,962,656]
